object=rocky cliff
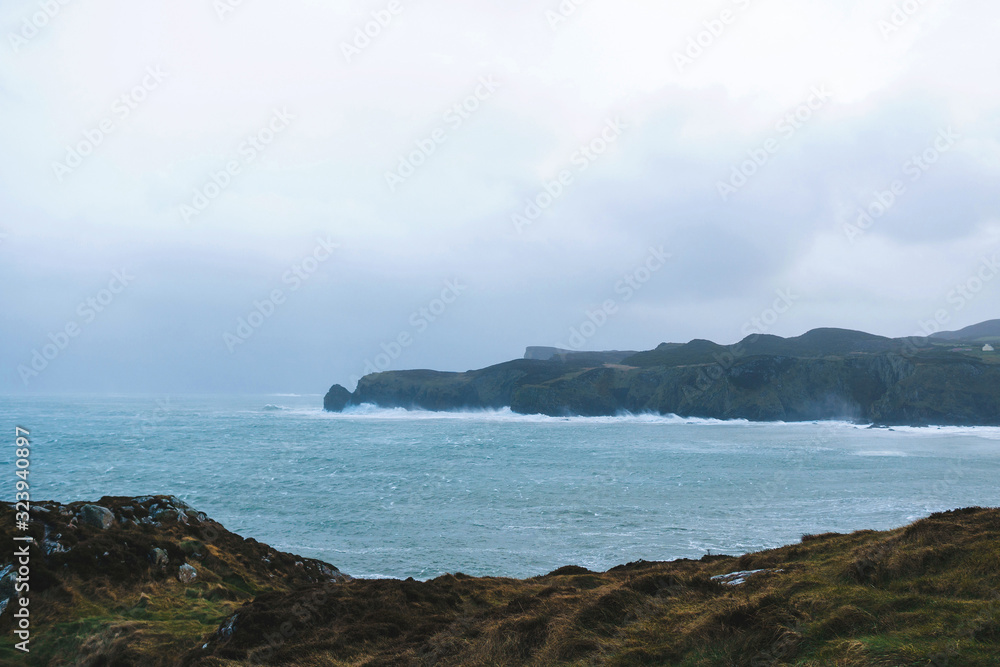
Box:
[325,327,1000,425]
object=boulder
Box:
[178,563,198,583]
[152,548,169,567]
[78,505,115,530]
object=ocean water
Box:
[3,394,999,580]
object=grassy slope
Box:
[184,507,1000,666]
[4,501,999,665]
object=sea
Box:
[3,394,999,580]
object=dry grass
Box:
[3,501,999,666]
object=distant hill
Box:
[622,328,899,368]
[930,319,1000,342]
[327,320,1000,425]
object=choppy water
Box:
[3,394,999,579]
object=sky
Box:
[1,0,998,394]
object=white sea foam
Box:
[316,404,865,427]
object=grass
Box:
[3,501,999,665]
[185,507,1000,666]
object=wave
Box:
[856,424,1000,439]
[252,404,1000,435]
[312,404,865,427]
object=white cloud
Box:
[1,0,999,391]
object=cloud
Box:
[1,0,998,392]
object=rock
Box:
[0,565,15,600]
[0,565,18,617]
[42,539,67,555]
[152,548,169,567]
[178,563,198,583]
[166,496,194,512]
[323,384,353,412]
[78,505,115,530]
[711,568,785,586]
[218,613,238,639]
[151,507,182,523]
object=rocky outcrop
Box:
[323,384,353,412]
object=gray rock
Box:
[78,505,115,530]
[0,565,15,600]
[42,539,67,555]
[166,496,195,512]
[178,563,198,583]
[151,508,182,523]
[152,548,169,567]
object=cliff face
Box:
[325,328,1000,425]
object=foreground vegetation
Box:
[2,499,999,665]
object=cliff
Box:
[325,326,1000,425]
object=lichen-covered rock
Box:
[78,505,115,530]
[152,548,169,567]
[178,563,198,583]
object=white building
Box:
[984,344,995,352]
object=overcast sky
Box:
[2,0,998,394]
